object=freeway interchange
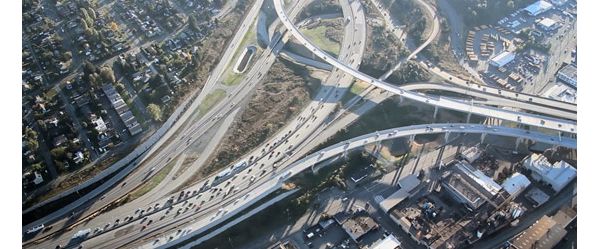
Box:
[23,0,577,248]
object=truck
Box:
[72,229,91,240]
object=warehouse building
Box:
[490,51,515,67]
[442,161,502,210]
[537,17,559,31]
[523,154,576,192]
[501,173,531,199]
[557,64,577,88]
[524,0,553,16]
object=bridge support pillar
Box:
[515,137,522,151]
[558,131,562,142]
[444,132,450,143]
[480,133,487,144]
[433,106,438,119]
[409,134,415,144]
[466,112,472,123]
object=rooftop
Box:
[443,161,503,209]
[490,51,515,67]
[538,17,558,28]
[524,154,576,192]
[340,211,379,242]
[512,215,566,249]
[378,174,421,213]
[369,235,402,249]
[501,172,531,197]
[524,1,553,16]
[543,83,576,103]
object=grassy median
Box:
[128,158,176,200]
[192,89,227,122]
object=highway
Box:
[273,0,577,134]
[73,0,367,248]
[23,0,353,248]
[402,82,576,120]
[23,0,276,242]
[145,123,575,248]
[23,0,578,248]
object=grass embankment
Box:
[300,25,341,56]
[128,158,176,200]
[191,89,226,121]
[221,18,259,86]
[341,80,370,104]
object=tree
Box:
[147,104,163,122]
[109,21,118,32]
[189,15,200,32]
[87,7,97,20]
[50,146,67,159]
[31,162,45,172]
[62,51,72,61]
[99,66,116,83]
[83,60,98,75]
[25,127,37,140]
[27,139,39,152]
[507,0,515,9]
[115,82,125,93]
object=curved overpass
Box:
[273,0,577,134]
[403,82,577,120]
[150,122,575,248]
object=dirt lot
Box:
[358,0,409,78]
[184,60,321,185]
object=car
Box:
[26,224,44,234]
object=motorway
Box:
[273,0,576,134]
[148,123,574,248]
[23,0,358,248]
[402,82,576,120]
[24,0,578,248]
[135,0,576,247]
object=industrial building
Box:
[524,0,554,16]
[441,161,503,210]
[523,154,576,192]
[501,173,531,199]
[489,51,515,67]
[511,207,576,249]
[338,211,379,242]
[557,64,577,88]
[369,235,402,249]
[543,83,577,103]
[459,146,482,163]
[537,17,559,31]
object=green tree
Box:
[25,127,37,139]
[115,82,125,93]
[99,66,116,83]
[147,104,163,122]
[31,162,45,172]
[62,51,73,61]
[189,15,200,32]
[87,7,97,20]
[507,0,515,9]
[27,139,39,152]
[50,146,67,159]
